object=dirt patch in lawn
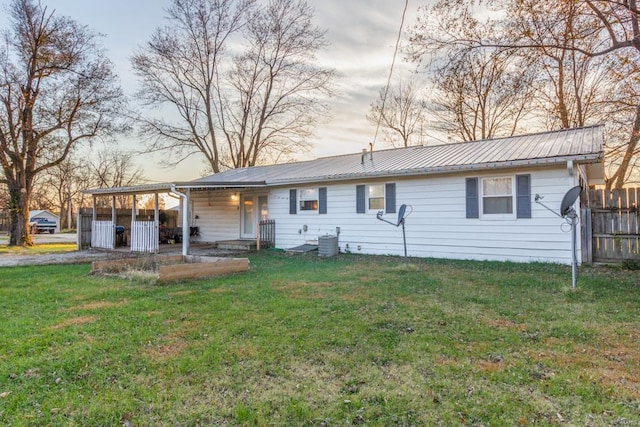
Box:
[273,280,335,300]
[67,299,129,311]
[144,330,193,361]
[50,316,97,330]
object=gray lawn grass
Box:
[0,252,638,425]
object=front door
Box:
[241,195,255,238]
[240,194,269,239]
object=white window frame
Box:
[298,188,318,213]
[368,184,385,212]
[480,175,516,220]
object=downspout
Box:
[170,185,190,256]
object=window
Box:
[357,183,396,214]
[368,184,384,210]
[466,175,531,220]
[290,187,326,214]
[299,188,318,211]
[482,177,514,215]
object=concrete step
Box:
[216,240,257,251]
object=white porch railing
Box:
[131,221,159,253]
[91,220,115,249]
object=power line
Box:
[372,0,409,149]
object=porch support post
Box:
[131,195,136,222]
[130,194,136,252]
[154,193,160,254]
[183,189,190,256]
[90,195,97,249]
[111,195,116,249]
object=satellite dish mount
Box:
[376,204,410,262]
[535,186,582,289]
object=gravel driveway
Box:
[0,233,242,267]
[0,233,126,267]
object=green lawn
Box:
[0,252,638,425]
[0,240,77,255]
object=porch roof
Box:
[83,181,267,196]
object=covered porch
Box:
[80,182,273,255]
[80,183,194,256]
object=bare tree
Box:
[132,0,335,174]
[366,77,429,147]
[89,149,145,209]
[132,0,252,174]
[431,48,536,141]
[409,0,640,188]
[0,0,126,246]
[218,0,335,168]
[37,155,93,229]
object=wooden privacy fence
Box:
[257,219,275,250]
[583,187,639,263]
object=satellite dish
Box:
[376,203,411,262]
[560,186,582,217]
[397,204,407,225]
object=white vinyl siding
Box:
[266,167,580,265]
[190,190,240,243]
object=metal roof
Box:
[194,125,604,186]
[84,126,603,195]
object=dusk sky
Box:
[5,0,428,182]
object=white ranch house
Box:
[84,126,604,265]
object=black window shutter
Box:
[466,177,479,218]
[289,189,297,214]
[356,185,365,213]
[385,183,396,214]
[516,174,531,218]
[319,187,327,214]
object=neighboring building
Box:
[84,126,604,265]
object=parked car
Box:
[30,217,57,234]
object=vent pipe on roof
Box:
[361,148,367,165]
[369,142,373,161]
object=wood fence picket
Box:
[584,187,640,262]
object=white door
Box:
[241,195,255,238]
[241,194,269,239]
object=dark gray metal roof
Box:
[193,125,604,186]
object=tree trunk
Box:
[606,104,640,190]
[8,186,33,246]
